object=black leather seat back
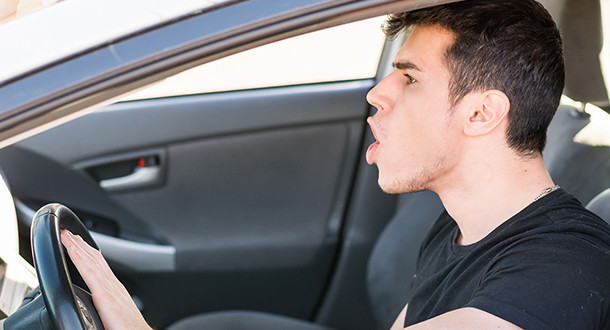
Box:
[544,104,610,205]
[586,188,610,224]
[365,190,443,329]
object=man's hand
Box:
[61,230,152,330]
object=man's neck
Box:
[434,152,554,246]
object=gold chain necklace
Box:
[532,185,560,203]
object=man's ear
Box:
[463,90,510,137]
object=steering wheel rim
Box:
[31,203,104,329]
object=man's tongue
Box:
[366,141,380,165]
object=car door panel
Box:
[0,146,164,243]
[0,80,372,327]
[127,122,359,271]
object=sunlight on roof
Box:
[0,0,59,25]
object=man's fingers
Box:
[60,231,113,286]
[60,230,151,329]
[61,230,97,257]
[61,230,88,266]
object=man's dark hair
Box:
[384,0,564,155]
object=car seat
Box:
[586,188,610,223]
[544,102,610,205]
[540,0,610,205]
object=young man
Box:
[62,0,610,329]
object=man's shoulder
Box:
[473,194,610,329]
[501,189,610,247]
[409,191,610,329]
[490,191,610,276]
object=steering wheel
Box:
[30,203,104,329]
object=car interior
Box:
[166,0,610,328]
[0,0,609,329]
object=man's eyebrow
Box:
[393,61,422,71]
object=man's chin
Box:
[378,179,422,194]
[378,174,397,194]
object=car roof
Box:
[0,0,231,85]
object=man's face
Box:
[366,25,462,194]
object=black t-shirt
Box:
[404,189,610,329]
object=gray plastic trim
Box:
[90,232,175,272]
[14,200,175,272]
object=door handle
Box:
[75,150,165,192]
[99,165,161,192]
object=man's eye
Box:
[404,73,416,85]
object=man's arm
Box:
[61,231,152,330]
[394,306,521,330]
[390,304,408,330]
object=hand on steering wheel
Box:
[30,203,150,330]
[30,203,104,329]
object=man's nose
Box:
[366,78,382,104]
[366,73,393,112]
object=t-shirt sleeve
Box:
[466,234,610,330]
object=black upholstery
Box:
[560,0,608,105]
[365,191,443,329]
[539,0,608,106]
[544,104,610,205]
[586,188,610,224]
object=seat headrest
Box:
[539,0,609,106]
